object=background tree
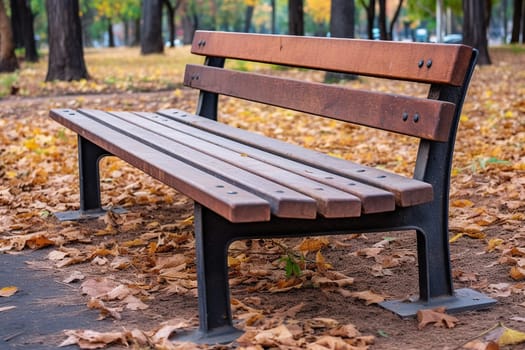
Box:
[289,0,304,35]
[358,0,375,39]
[511,0,524,43]
[325,0,356,82]
[10,0,38,62]
[244,0,257,32]
[46,0,89,81]
[163,0,183,47]
[0,0,19,72]
[463,0,491,65]
[377,0,404,40]
[140,0,163,54]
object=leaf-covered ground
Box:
[0,46,524,350]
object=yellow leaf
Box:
[449,233,463,243]
[0,286,18,297]
[464,231,486,239]
[297,237,329,253]
[451,199,474,208]
[499,325,525,346]
[315,250,333,271]
[487,238,504,252]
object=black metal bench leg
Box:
[54,136,123,221]
[380,207,496,317]
[174,203,243,344]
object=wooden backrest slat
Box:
[191,31,473,86]
[184,65,456,141]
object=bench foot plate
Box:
[54,207,127,221]
[172,325,243,345]
[380,288,496,318]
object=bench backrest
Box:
[184,31,477,187]
[185,31,477,143]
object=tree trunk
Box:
[107,18,115,47]
[45,0,89,81]
[511,0,523,43]
[141,0,164,54]
[378,0,387,40]
[0,0,19,72]
[463,0,491,65]
[288,0,304,35]
[325,0,356,82]
[388,0,404,41]
[244,5,254,32]
[522,0,525,43]
[9,0,22,48]
[133,18,141,46]
[11,0,38,62]
[163,0,175,47]
[359,0,375,39]
[271,0,276,33]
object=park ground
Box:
[0,45,524,349]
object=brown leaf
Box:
[59,329,129,349]
[297,237,330,253]
[416,307,458,330]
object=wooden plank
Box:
[130,111,395,214]
[191,31,474,86]
[79,109,362,218]
[73,109,319,219]
[184,65,456,141]
[49,109,271,223]
[158,109,434,207]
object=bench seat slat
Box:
[159,109,433,207]
[184,65,456,141]
[78,109,363,218]
[191,31,473,86]
[50,109,271,223]
[131,111,396,214]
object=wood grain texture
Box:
[191,31,474,86]
[184,65,456,141]
[159,109,434,207]
[130,111,396,214]
[49,109,271,223]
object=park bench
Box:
[49,31,495,343]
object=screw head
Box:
[414,113,420,122]
[426,59,433,68]
[418,60,424,68]
[402,112,409,121]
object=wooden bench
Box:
[49,31,495,343]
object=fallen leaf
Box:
[416,307,458,330]
[341,289,385,305]
[0,286,18,297]
[485,323,525,346]
[63,271,85,283]
[59,329,129,349]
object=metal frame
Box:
[54,136,125,221]
[177,47,494,343]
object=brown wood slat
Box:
[49,109,271,223]
[159,109,434,207]
[184,65,456,141]
[74,109,319,219]
[132,111,395,214]
[191,31,473,86]
[85,109,362,218]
